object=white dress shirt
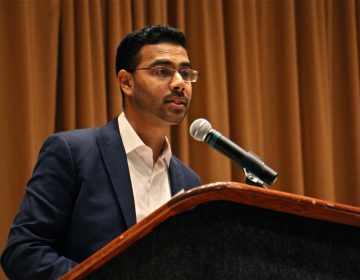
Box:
[118,113,172,222]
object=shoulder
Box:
[43,119,119,149]
[35,119,120,165]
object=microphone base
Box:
[243,169,269,189]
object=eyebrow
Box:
[149,59,192,68]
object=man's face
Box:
[124,43,193,126]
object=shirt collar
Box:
[118,112,172,166]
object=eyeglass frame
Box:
[131,65,199,83]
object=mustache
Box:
[166,90,186,98]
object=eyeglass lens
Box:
[154,66,197,82]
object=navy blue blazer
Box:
[1,119,202,280]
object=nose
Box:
[170,71,186,92]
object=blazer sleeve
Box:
[1,134,79,280]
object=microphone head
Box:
[189,118,212,141]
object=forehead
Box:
[137,43,190,66]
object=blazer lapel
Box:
[168,157,186,196]
[97,119,137,229]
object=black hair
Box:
[115,24,187,75]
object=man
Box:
[1,25,202,279]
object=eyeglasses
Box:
[133,65,198,83]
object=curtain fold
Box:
[1,1,360,278]
[327,0,360,203]
[185,0,232,182]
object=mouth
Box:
[164,96,188,111]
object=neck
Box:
[124,112,168,163]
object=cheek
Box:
[134,81,165,105]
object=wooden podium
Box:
[61,182,360,279]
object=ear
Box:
[118,69,133,97]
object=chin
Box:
[164,115,186,125]
[159,110,185,123]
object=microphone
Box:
[189,118,278,186]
